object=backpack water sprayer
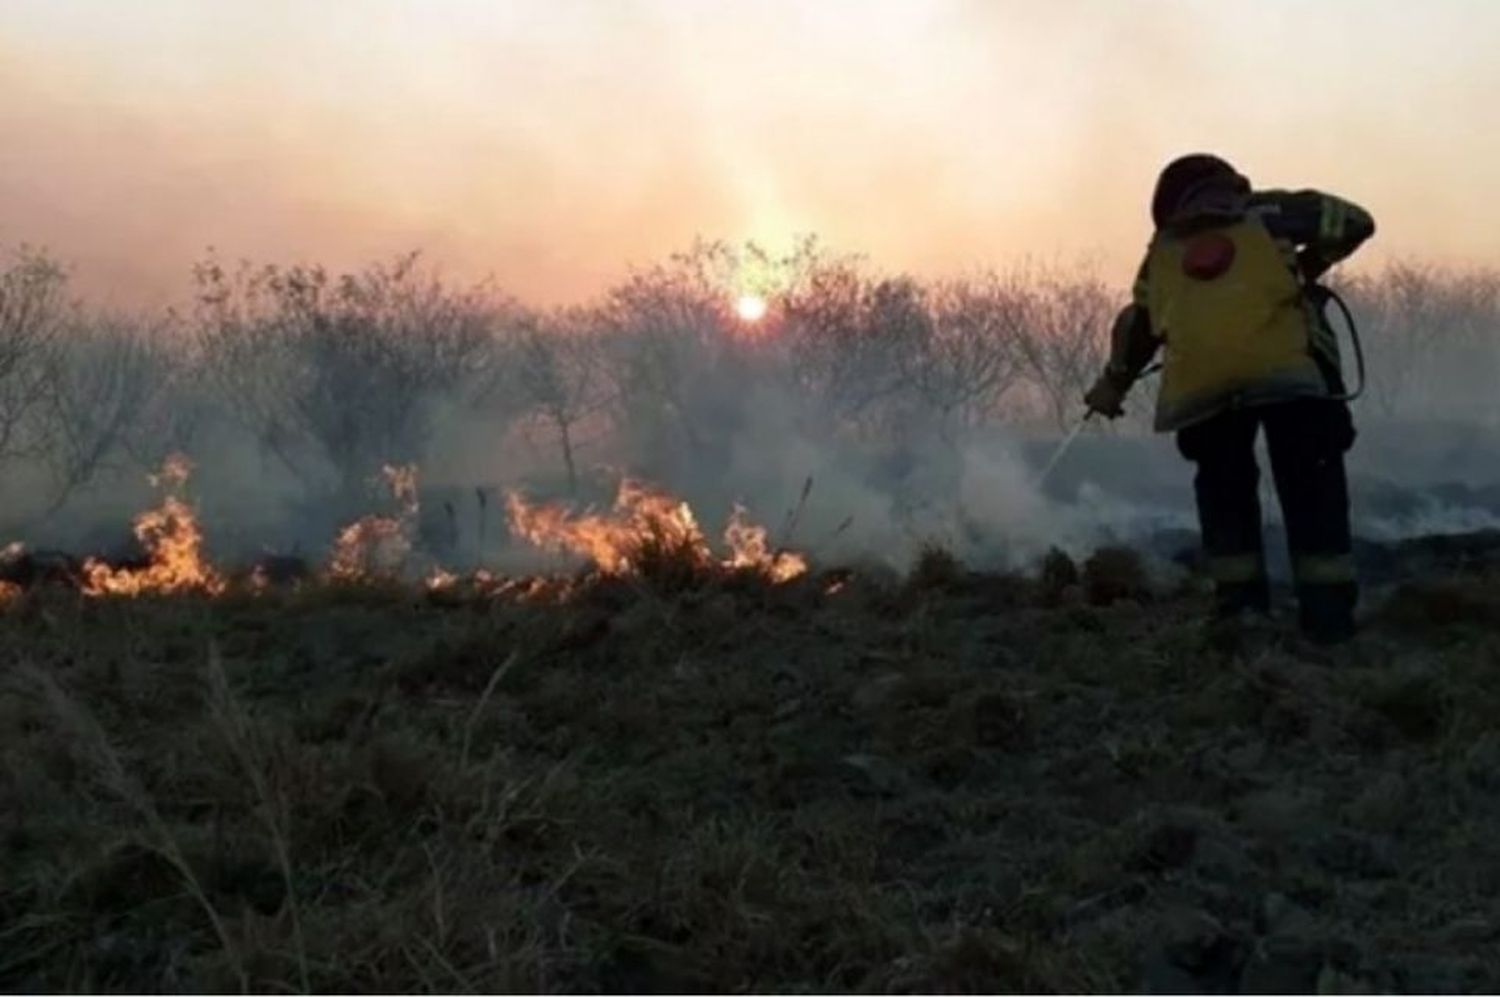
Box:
[1036,283,1365,489]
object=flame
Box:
[724,504,808,583]
[495,574,576,603]
[80,455,226,597]
[506,480,807,583]
[383,463,419,518]
[328,518,410,579]
[411,565,572,603]
[426,567,459,591]
[471,569,557,600]
[148,453,192,491]
[1,543,23,604]
[506,480,708,576]
[328,463,420,580]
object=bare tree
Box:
[780,265,931,439]
[193,253,502,499]
[0,248,67,462]
[778,256,868,427]
[594,244,740,465]
[1449,270,1500,426]
[1337,262,1500,423]
[36,316,171,517]
[511,308,611,495]
[120,333,217,471]
[1012,265,1115,430]
[904,274,1029,438]
[1336,264,1439,419]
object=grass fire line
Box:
[1,457,811,602]
[505,480,808,585]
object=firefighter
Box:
[1084,153,1375,643]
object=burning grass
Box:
[78,456,226,597]
[3,456,811,603]
[328,463,421,581]
[506,479,808,586]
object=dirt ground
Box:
[2,543,1499,993]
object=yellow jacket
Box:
[1102,189,1375,431]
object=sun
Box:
[735,293,768,323]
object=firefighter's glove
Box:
[1084,373,1128,419]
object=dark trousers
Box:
[1177,399,1358,641]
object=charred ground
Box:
[3,538,1500,993]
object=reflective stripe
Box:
[1209,554,1266,583]
[1294,553,1356,585]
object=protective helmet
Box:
[1151,154,1250,228]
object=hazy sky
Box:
[2,0,1497,306]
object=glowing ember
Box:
[0,580,20,604]
[81,455,226,597]
[491,574,577,604]
[506,480,807,583]
[328,463,421,580]
[426,568,459,591]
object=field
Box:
[4,538,1500,994]
[6,9,1499,992]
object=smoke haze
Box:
[3,1,1498,308]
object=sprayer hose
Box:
[1322,286,1366,402]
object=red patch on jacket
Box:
[1182,232,1237,280]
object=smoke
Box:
[3,240,1500,584]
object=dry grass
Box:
[1081,546,1151,607]
[1378,572,1500,631]
[2,558,1499,993]
[1036,547,1081,604]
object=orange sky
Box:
[3,0,1498,307]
